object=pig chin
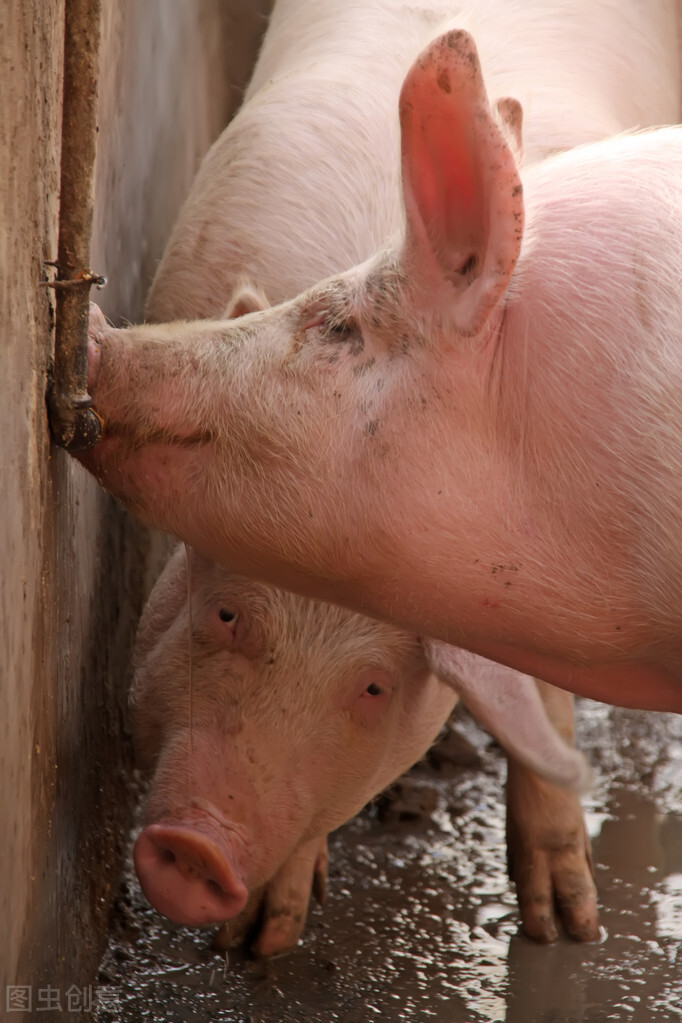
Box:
[76,436,198,530]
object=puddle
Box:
[95,702,682,1022]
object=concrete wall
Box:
[0,2,271,1016]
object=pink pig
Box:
[131,547,593,956]
[146,0,680,320]
[106,0,669,954]
[82,30,682,714]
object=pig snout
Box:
[134,819,248,925]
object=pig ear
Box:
[133,544,189,667]
[223,278,270,320]
[398,30,524,336]
[424,642,591,792]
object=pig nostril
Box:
[160,847,176,865]
[206,879,225,896]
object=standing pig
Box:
[81,26,682,714]
[131,547,592,957]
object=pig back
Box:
[146,0,680,323]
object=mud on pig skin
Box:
[81,31,682,714]
[131,546,598,956]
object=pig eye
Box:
[354,671,393,717]
[325,318,356,341]
[219,608,237,624]
[365,681,384,697]
[304,312,356,342]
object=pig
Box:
[80,26,682,707]
[145,0,681,320]
[131,546,459,957]
[131,546,594,957]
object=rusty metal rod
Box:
[47,0,104,452]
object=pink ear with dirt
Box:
[399,29,525,336]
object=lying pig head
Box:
[130,545,456,927]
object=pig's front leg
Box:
[505,682,599,943]
[214,836,328,959]
[252,835,329,958]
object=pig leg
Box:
[506,681,599,943]
[251,835,329,958]
[212,887,267,952]
[211,836,328,958]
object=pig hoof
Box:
[251,909,306,959]
[507,742,600,944]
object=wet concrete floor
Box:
[95,700,682,1022]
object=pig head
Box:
[131,545,457,929]
[131,544,592,938]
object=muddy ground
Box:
[94,700,682,1022]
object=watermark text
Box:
[6,984,120,1014]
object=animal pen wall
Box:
[1,1,272,1013]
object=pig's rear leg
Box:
[505,682,600,943]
